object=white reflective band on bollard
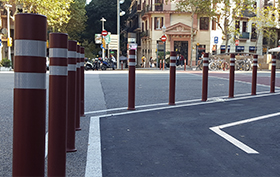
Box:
[14,72,46,89]
[170,63,176,67]
[76,63,81,68]
[253,59,258,62]
[15,40,46,57]
[253,63,258,66]
[81,54,85,58]
[272,59,276,62]
[272,63,276,66]
[170,56,176,61]
[49,48,68,58]
[68,51,76,58]
[128,62,136,66]
[80,62,84,67]
[129,55,136,59]
[203,63,209,67]
[203,58,209,61]
[230,63,235,66]
[68,64,77,71]
[49,66,68,76]
[230,58,235,61]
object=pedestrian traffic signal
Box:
[7,37,12,47]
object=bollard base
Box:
[201,99,207,102]
[81,114,85,117]
[76,128,82,131]
[168,103,176,106]
[127,107,135,110]
[66,148,77,153]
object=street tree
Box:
[249,6,279,50]
[1,0,73,32]
[62,0,87,41]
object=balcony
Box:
[155,3,163,11]
[239,32,250,40]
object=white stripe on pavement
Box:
[210,112,280,154]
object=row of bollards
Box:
[13,13,85,176]
[128,50,278,109]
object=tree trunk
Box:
[190,11,194,67]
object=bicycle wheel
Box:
[223,62,229,71]
[209,62,216,71]
[245,63,250,71]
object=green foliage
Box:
[249,6,279,46]
[0,58,11,67]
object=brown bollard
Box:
[76,45,81,130]
[270,55,276,93]
[67,40,77,152]
[48,33,68,177]
[202,53,209,102]
[163,60,165,71]
[80,47,85,117]
[251,55,258,95]
[229,54,235,98]
[13,13,47,176]
[160,59,162,70]
[169,51,177,105]
[184,59,186,71]
[128,50,136,110]
[121,60,123,70]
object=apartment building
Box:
[126,0,280,67]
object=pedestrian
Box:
[180,54,184,67]
[141,55,146,68]
[149,57,153,67]
[111,54,116,70]
[176,54,180,66]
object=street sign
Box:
[161,35,167,42]
[235,39,239,46]
[101,30,108,36]
[214,36,218,44]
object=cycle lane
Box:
[87,93,280,177]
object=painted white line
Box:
[210,112,280,154]
[85,91,280,116]
[85,116,102,177]
[210,127,259,154]
[85,92,280,175]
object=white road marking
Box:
[85,91,280,116]
[210,112,280,154]
[85,91,280,176]
[85,117,102,177]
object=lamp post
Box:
[100,17,106,60]
[5,4,12,61]
[117,0,125,69]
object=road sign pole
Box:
[48,32,68,177]
[202,53,209,102]
[13,13,47,176]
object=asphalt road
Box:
[1,69,280,177]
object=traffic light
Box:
[7,37,12,47]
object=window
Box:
[154,17,163,30]
[242,21,247,32]
[200,17,209,30]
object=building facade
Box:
[126,0,280,67]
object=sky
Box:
[86,0,91,4]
